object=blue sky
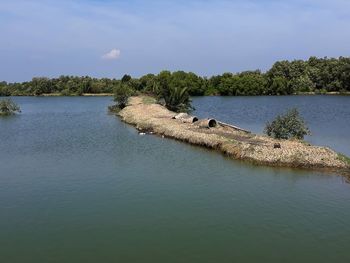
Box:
[1,0,349,82]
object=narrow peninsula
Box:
[118,96,350,176]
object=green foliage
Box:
[337,153,350,165]
[204,86,219,96]
[0,76,119,96]
[139,74,158,94]
[113,83,134,109]
[0,84,11,96]
[121,74,132,83]
[0,98,21,116]
[1,56,350,97]
[264,108,310,140]
[169,71,205,96]
[267,77,289,95]
[234,71,266,95]
[151,71,195,112]
[60,88,71,96]
[163,86,193,113]
[290,75,314,93]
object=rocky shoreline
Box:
[118,96,350,176]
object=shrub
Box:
[163,86,193,113]
[264,108,310,140]
[0,98,21,116]
[113,83,134,109]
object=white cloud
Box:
[102,49,121,60]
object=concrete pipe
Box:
[197,119,217,128]
[182,116,199,123]
[173,113,199,123]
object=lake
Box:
[0,96,350,263]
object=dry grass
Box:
[118,96,350,175]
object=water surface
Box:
[0,96,349,263]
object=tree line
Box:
[1,56,349,97]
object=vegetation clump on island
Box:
[264,108,310,140]
[0,98,21,116]
[1,56,350,96]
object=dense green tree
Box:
[121,74,132,83]
[0,81,10,96]
[266,76,289,95]
[339,57,350,91]
[288,75,314,92]
[169,71,205,95]
[139,74,158,94]
[267,60,292,80]
[1,56,349,96]
[235,71,266,95]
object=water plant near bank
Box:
[0,98,21,116]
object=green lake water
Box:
[0,96,350,263]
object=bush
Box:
[163,86,193,113]
[113,83,134,109]
[0,98,21,116]
[264,108,310,139]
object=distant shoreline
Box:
[2,57,350,97]
[3,92,350,97]
[295,91,350,96]
[16,93,114,97]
